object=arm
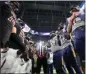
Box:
[9,27,26,53]
[67,14,76,33]
[12,26,17,33]
[67,22,73,33]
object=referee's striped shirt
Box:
[36,43,47,57]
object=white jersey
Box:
[59,31,66,45]
[49,30,71,52]
[49,34,62,52]
[47,52,53,64]
[59,30,71,49]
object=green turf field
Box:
[40,67,56,74]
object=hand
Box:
[21,52,29,62]
[64,33,71,40]
[72,13,76,19]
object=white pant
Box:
[1,48,32,74]
[20,59,32,73]
[1,48,18,73]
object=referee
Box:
[36,41,48,74]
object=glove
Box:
[64,33,71,40]
[21,52,29,62]
[17,50,22,55]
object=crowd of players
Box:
[0,1,85,74]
